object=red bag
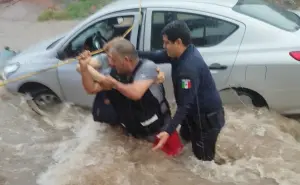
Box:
[153,131,183,156]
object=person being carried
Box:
[78,38,183,156]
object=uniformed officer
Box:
[138,20,225,161]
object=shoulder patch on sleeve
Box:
[181,78,192,89]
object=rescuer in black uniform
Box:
[139,20,225,161]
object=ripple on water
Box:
[1,89,300,185]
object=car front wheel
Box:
[25,88,62,116]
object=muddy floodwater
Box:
[2,0,300,184]
[1,87,300,185]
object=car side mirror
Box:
[57,49,66,60]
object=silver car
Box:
[2,0,300,116]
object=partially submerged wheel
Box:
[25,88,62,116]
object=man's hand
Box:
[78,50,92,69]
[155,68,165,84]
[152,131,170,151]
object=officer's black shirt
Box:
[138,44,223,134]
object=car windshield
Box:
[232,0,300,32]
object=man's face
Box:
[162,35,179,58]
[107,50,130,74]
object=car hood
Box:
[0,48,17,63]
[6,34,65,65]
[22,34,63,54]
[0,48,18,72]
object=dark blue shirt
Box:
[138,44,223,134]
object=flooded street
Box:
[1,87,300,185]
[1,2,300,184]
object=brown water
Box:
[1,87,300,185]
[1,1,300,184]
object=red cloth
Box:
[153,131,183,156]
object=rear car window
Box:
[232,0,300,32]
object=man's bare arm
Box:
[76,57,102,74]
[87,65,107,82]
[110,77,154,100]
[78,51,104,94]
[81,67,103,94]
[110,60,161,100]
[78,50,114,93]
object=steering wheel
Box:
[92,31,108,50]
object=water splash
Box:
[1,88,300,185]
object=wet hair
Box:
[110,39,139,61]
[161,20,191,46]
[103,36,124,52]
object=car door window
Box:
[150,11,238,50]
[232,0,300,32]
[65,15,134,58]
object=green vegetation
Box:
[38,0,113,21]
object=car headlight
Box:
[3,62,20,78]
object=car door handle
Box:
[209,63,227,70]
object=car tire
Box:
[25,88,62,116]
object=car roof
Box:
[98,0,238,15]
[109,0,238,8]
[69,0,239,39]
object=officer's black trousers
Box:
[180,109,225,161]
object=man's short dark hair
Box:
[161,20,191,46]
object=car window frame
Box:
[232,0,300,32]
[144,7,242,51]
[57,10,141,60]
